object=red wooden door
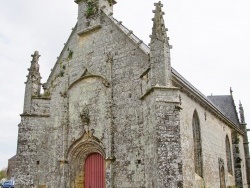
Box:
[84,153,105,188]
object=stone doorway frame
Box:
[67,130,106,188]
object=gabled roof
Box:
[207,95,240,126]
[45,7,243,134]
[104,8,245,134]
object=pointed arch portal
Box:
[84,153,105,188]
[67,130,106,188]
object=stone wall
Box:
[179,91,247,187]
[143,87,183,188]
[7,155,16,179]
[16,11,150,187]
[14,1,249,187]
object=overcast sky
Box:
[0,0,250,169]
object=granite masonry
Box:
[14,0,250,188]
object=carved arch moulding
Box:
[67,129,106,188]
[68,67,110,90]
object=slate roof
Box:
[207,95,240,126]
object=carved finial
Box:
[239,100,245,124]
[31,51,40,63]
[150,1,168,43]
[149,2,171,87]
[26,50,42,96]
[29,51,40,74]
[230,87,233,96]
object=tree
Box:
[0,168,7,180]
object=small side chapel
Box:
[14,0,250,188]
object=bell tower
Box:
[75,0,115,35]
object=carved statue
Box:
[106,52,113,64]
[80,104,90,124]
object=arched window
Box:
[84,153,105,188]
[192,110,203,177]
[226,135,233,174]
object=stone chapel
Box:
[14,0,250,187]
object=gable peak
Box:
[75,0,115,35]
[74,0,115,14]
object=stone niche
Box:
[67,74,109,187]
[68,73,110,150]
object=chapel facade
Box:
[14,1,250,187]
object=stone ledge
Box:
[32,96,51,100]
[140,86,179,101]
[77,25,101,36]
[20,113,50,118]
